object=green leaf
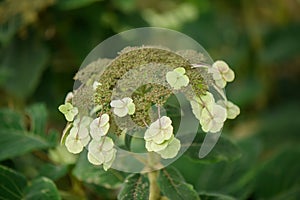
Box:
[0,165,27,200]
[39,164,68,181]
[253,148,300,199]
[173,138,262,199]
[23,177,60,200]
[56,0,102,10]
[199,192,236,200]
[0,108,24,130]
[0,105,56,161]
[0,165,60,200]
[73,151,126,189]
[185,134,241,163]
[26,104,48,137]
[158,166,200,200]
[0,130,49,161]
[26,104,58,147]
[118,173,149,200]
[0,36,49,99]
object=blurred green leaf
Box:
[0,104,57,161]
[158,166,200,200]
[253,148,300,199]
[0,165,27,199]
[73,151,126,189]
[0,36,49,99]
[56,0,102,10]
[0,129,49,161]
[260,24,300,64]
[0,165,60,200]
[39,163,68,181]
[118,173,149,200]
[199,192,236,200]
[185,134,241,163]
[174,137,262,199]
[23,177,60,200]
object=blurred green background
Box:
[0,0,300,199]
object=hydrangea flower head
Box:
[166,67,189,90]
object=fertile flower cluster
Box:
[144,116,181,159]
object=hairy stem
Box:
[148,170,161,200]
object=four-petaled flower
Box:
[58,103,79,122]
[65,123,91,154]
[144,116,181,159]
[166,67,189,90]
[190,92,215,121]
[87,137,117,171]
[200,104,227,133]
[217,100,240,119]
[89,114,110,140]
[110,97,135,117]
[208,60,235,88]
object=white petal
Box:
[64,92,74,103]
[145,140,154,151]
[127,103,135,115]
[215,79,226,88]
[80,135,90,146]
[150,140,169,151]
[190,100,202,120]
[113,107,128,117]
[122,97,133,104]
[88,152,104,165]
[65,134,83,154]
[214,60,229,73]
[226,101,240,119]
[209,121,224,133]
[102,137,114,151]
[158,137,181,159]
[100,114,110,126]
[174,67,186,74]
[103,149,117,171]
[110,99,125,108]
[223,69,235,82]
[213,104,227,123]
[159,116,172,129]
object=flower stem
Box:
[148,170,161,200]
